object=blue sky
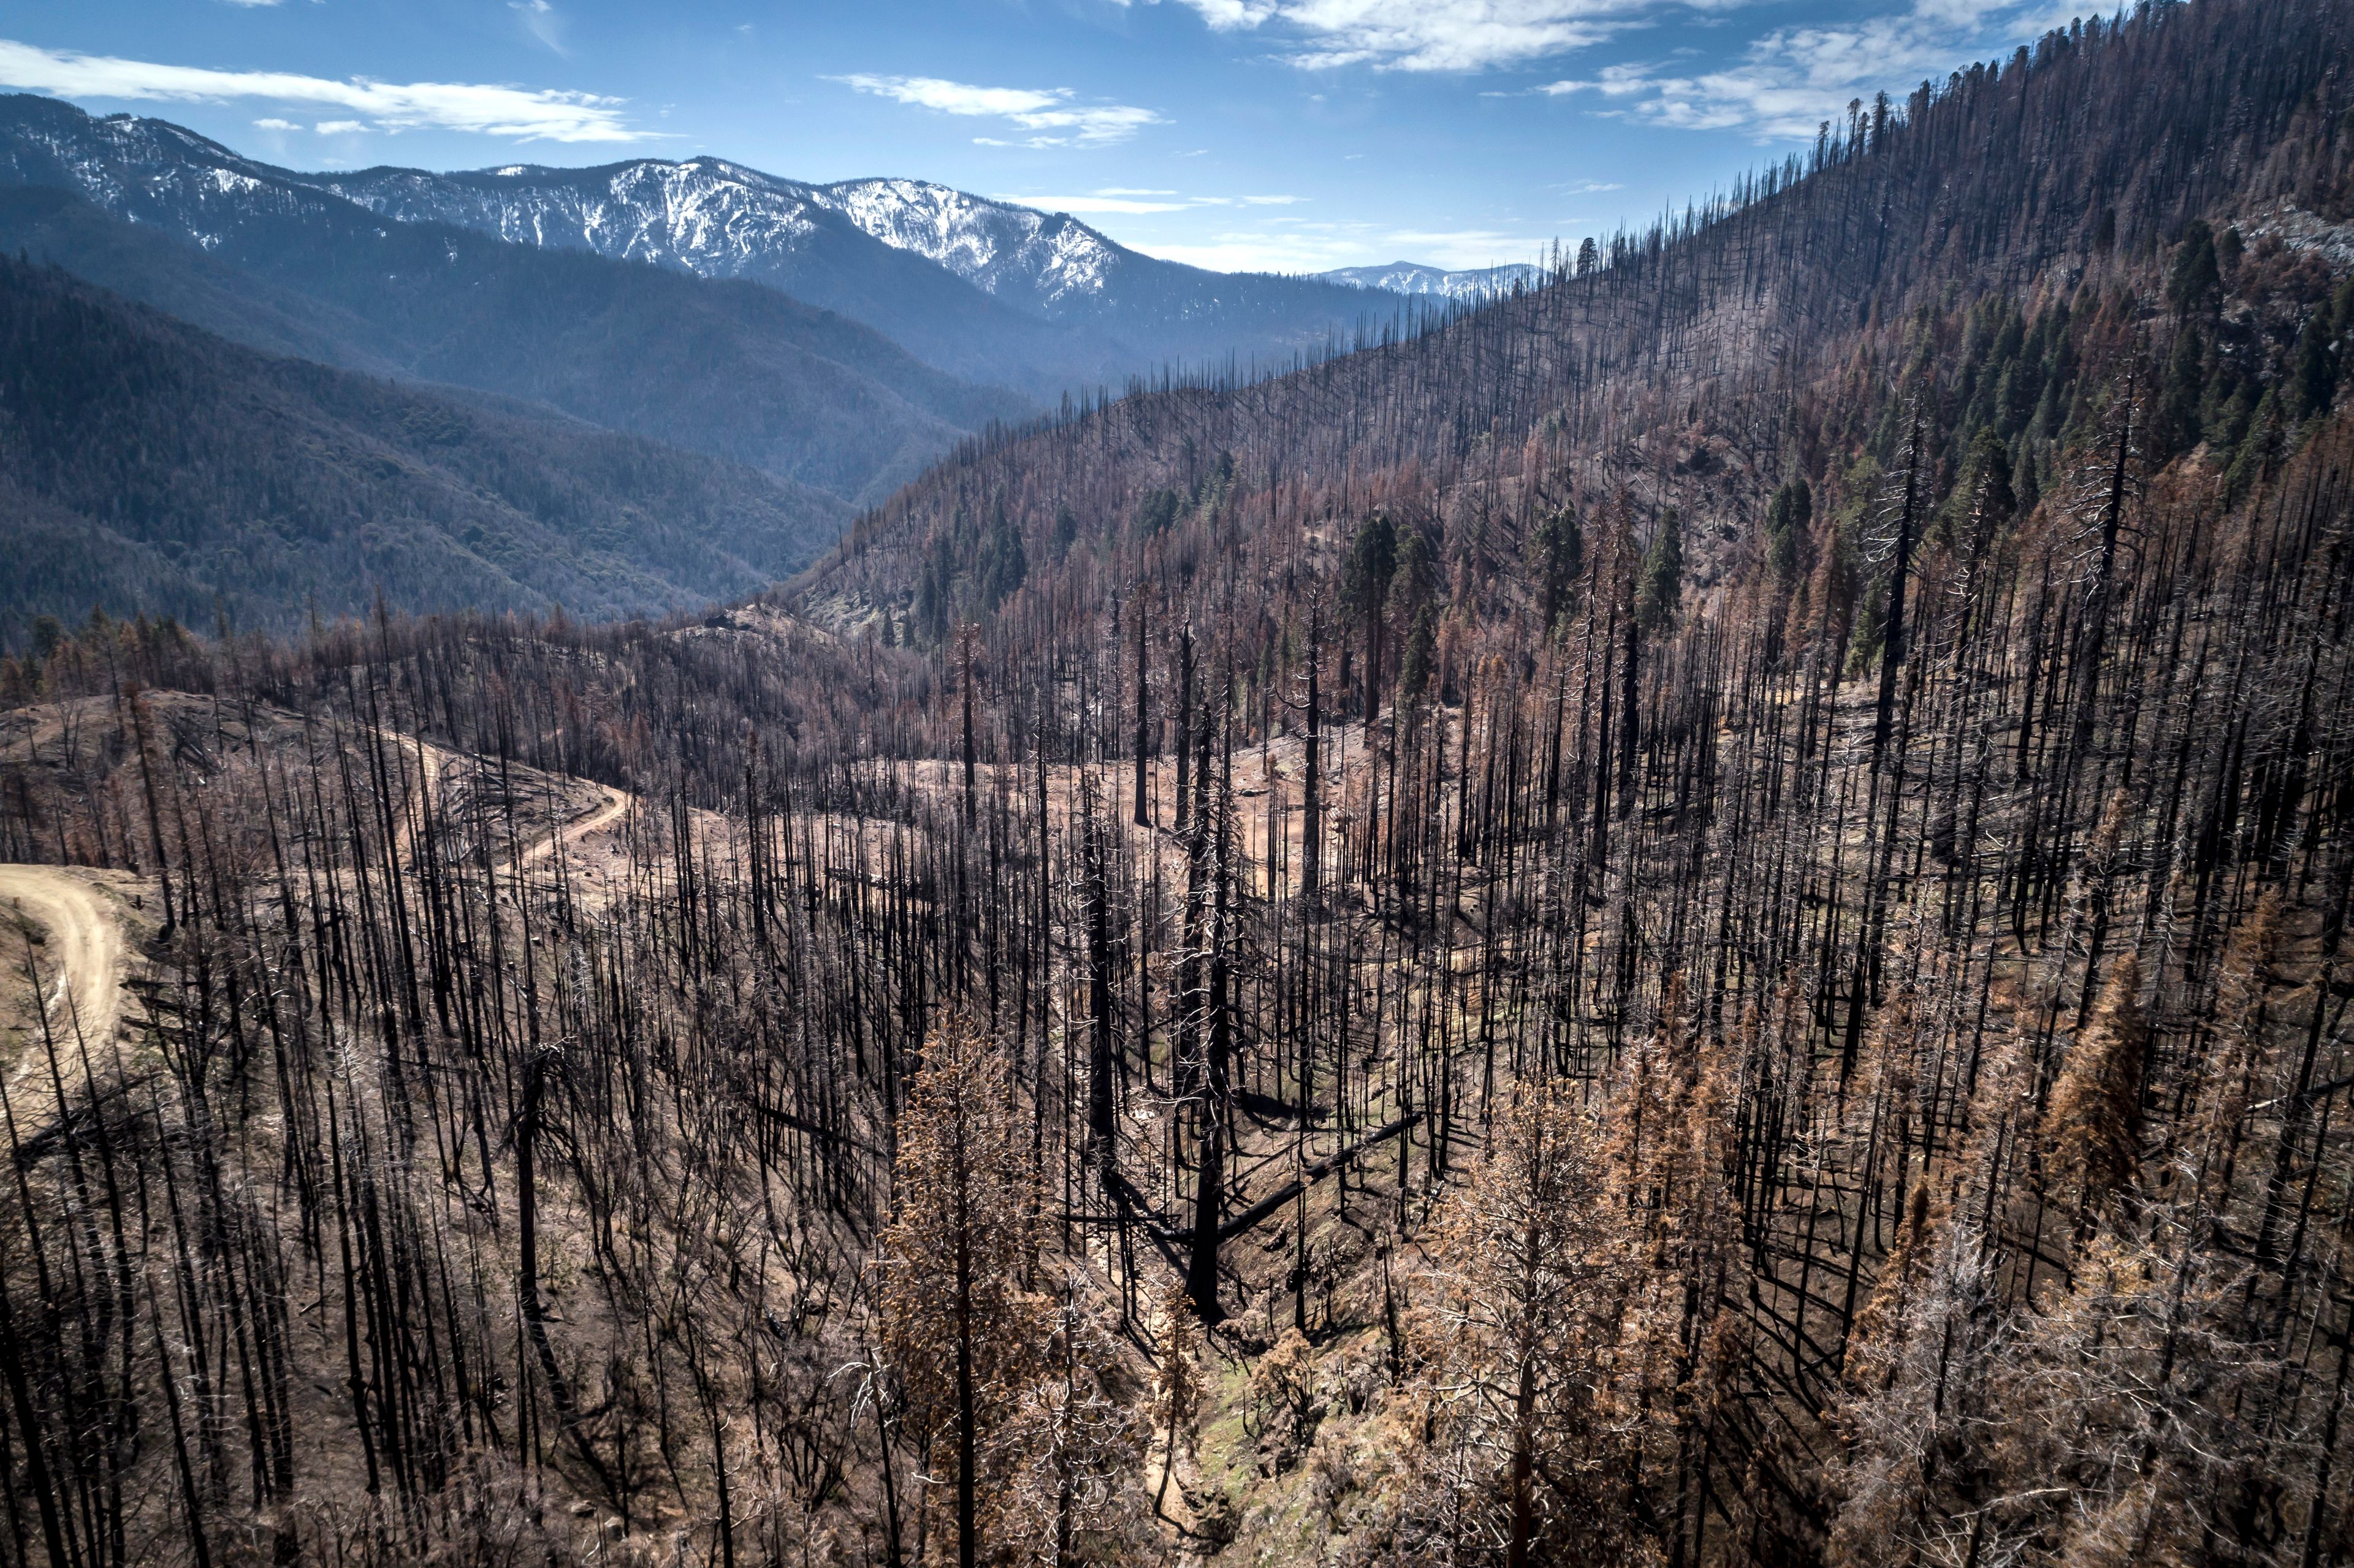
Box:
[0,0,2089,272]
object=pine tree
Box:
[1766,479,1811,585]
[2165,219,2221,319]
[875,1021,1043,1568]
[1416,1082,1646,1567]
[1529,504,1585,632]
[1151,1279,1203,1518]
[1344,512,1400,720]
[1635,509,1684,634]
[2040,952,2149,1228]
[997,1282,1149,1568]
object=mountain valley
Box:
[2,2,2353,1566]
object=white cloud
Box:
[510,0,568,57]
[1550,0,2063,139]
[1166,0,2051,84]
[836,76,1062,118]
[1144,219,1546,273]
[996,186,1306,215]
[314,119,367,134]
[830,73,1162,146]
[1006,192,1192,213]
[1167,0,1658,72]
[251,116,299,131]
[1382,227,1550,268]
[1182,0,1278,26]
[1146,235,1349,271]
[1541,59,1655,95]
[0,38,647,142]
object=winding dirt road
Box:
[520,784,631,869]
[0,733,617,1070]
[0,866,126,1049]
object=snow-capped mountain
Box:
[276,153,1114,392]
[0,97,367,250]
[1316,261,1544,302]
[0,92,1415,403]
[307,155,1393,381]
[321,156,834,276]
[311,158,1138,322]
[813,178,1128,313]
[0,93,1030,506]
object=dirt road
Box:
[520,785,631,869]
[0,865,126,1049]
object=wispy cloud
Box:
[1167,0,1662,72]
[1382,227,1549,266]
[314,119,367,134]
[251,116,299,131]
[1005,190,1191,213]
[1166,0,2054,91]
[996,186,1305,215]
[830,73,1162,147]
[510,0,569,58]
[1544,0,2063,137]
[0,38,646,141]
[1144,217,1546,273]
[1539,60,1657,96]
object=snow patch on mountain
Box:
[309,156,1135,309]
[0,105,378,244]
[314,159,834,280]
[1316,261,1542,302]
[0,97,1419,398]
[812,177,1128,305]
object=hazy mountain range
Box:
[306,159,1417,391]
[0,97,1028,509]
[1313,261,1544,299]
[0,251,842,639]
[0,96,1407,401]
[0,90,1507,634]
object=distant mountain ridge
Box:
[1314,261,1544,301]
[320,160,1135,316]
[0,93,1414,402]
[0,96,1027,508]
[300,155,1406,391]
[817,177,1122,310]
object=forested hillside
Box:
[0,256,845,639]
[2,1,2352,1566]
[811,0,2354,631]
